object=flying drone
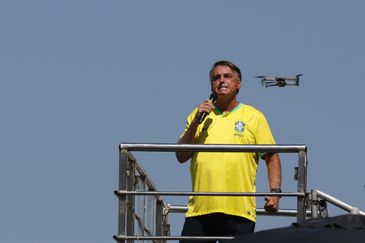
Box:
[255,74,303,87]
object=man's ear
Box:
[236,80,241,94]
[237,80,241,90]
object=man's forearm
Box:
[263,152,282,213]
[175,121,199,163]
[265,153,282,189]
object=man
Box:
[176,60,282,242]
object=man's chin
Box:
[217,92,233,96]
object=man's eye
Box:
[224,74,233,79]
[213,75,220,81]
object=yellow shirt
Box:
[181,103,276,222]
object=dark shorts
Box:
[180,213,255,243]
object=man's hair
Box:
[209,60,242,82]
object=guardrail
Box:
[310,189,365,218]
[114,143,309,242]
[113,143,365,242]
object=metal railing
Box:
[310,189,365,218]
[113,143,365,242]
[113,143,310,242]
[114,149,169,242]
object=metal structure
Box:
[113,143,364,242]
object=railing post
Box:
[156,199,168,243]
[296,149,308,222]
[126,153,135,243]
[118,149,128,242]
[311,189,319,218]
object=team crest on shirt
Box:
[234,120,245,133]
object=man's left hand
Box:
[264,196,280,213]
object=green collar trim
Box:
[214,103,242,114]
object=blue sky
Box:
[1,1,365,242]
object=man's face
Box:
[210,65,241,96]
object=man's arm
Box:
[175,120,199,163]
[264,152,282,213]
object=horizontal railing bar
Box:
[113,235,234,241]
[114,190,304,197]
[166,205,312,217]
[119,143,307,153]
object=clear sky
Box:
[1,1,365,242]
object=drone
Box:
[255,74,303,87]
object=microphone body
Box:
[198,92,218,124]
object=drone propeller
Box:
[295,74,303,79]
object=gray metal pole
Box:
[115,190,303,197]
[296,150,308,222]
[118,149,128,243]
[155,199,163,237]
[126,154,135,243]
[311,189,319,218]
[166,204,312,217]
[119,143,307,153]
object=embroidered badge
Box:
[234,121,245,133]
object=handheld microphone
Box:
[198,92,218,124]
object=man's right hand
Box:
[193,99,215,124]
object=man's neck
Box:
[215,97,239,112]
